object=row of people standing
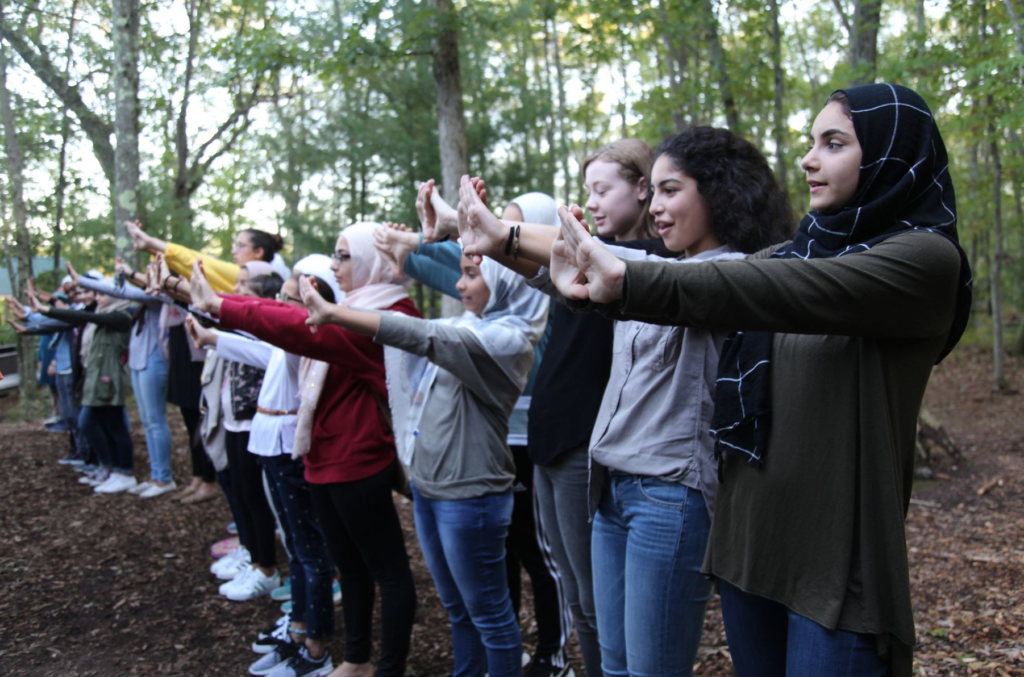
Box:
[295,83,968,677]
[7,82,970,677]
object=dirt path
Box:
[0,348,1020,676]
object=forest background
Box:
[0,0,1022,404]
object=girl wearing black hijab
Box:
[548,83,971,677]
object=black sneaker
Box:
[248,638,300,675]
[251,614,290,653]
[269,646,333,677]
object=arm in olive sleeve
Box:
[616,231,962,340]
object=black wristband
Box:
[504,226,515,256]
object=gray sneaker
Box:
[265,646,332,677]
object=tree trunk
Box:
[701,0,741,132]
[549,17,572,205]
[430,0,467,319]
[659,5,687,132]
[769,0,788,190]
[1003,0,1024,92]
[112,0,141,259]
[988,124,1007,390]
[849,0,882,85]
[0,6,36,416]
[173,0,202,243]
[52,0,79,275]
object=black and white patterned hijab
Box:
[710,83,973,469]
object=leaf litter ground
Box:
[0,347,1020,676]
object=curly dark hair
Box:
[655,127,793,254]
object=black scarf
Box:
[710,83,972,470]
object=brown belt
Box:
[257,406,298,416]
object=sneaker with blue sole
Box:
[271,578,292,602]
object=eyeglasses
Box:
[231,240,252,251]
[331,252,351,263]
[276,292,302,304]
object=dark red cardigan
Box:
[218,295,421,485]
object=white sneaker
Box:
[210,544,244,576]
[79,470,110,486]
[219,566,254,596]
[213,547,251,580]
[128,481,153,495]
[224,568,281,602]
[139,480,177,499]
[94,474,138,494]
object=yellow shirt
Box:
[165,243,240,293]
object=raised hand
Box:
[189,261,217,313]
[184,315,215,349]
[298,274,335,333]
[114,256,128,277]
[6,318,27,334]
[553,204,626,304]
[373,223,419,278]
[27,291,44,315]
[145,263,160,295]
[65,261,80,284]
[415,180,439,241]
[458,175,503,263]
[5,297,27,321]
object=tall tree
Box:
[769,0,788,190]
[430,0,468,318]
[0,0,36,414]
[849,0,882,84]
[112,0,140,259]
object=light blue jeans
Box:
[130,349,172,483]
[591,474,713,677]
[411,484,522,677]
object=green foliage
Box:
[0,0,1021,341]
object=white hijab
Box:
[384,257,549,466]
[509,192,559,227]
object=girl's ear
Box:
[636,176,648,201]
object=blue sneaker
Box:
[332,580,342,605]
[280,600,293,614]
[227,522,238,535]
[271,578,292,602]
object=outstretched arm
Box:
[299,276,381,337]
[457,175,555,277]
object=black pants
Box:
[308,460,416,677]
[178,407,215,483]
[225,430,277,569]
[83,406,134,473]
[507,445,570,661]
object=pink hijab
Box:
[336,222,410,310]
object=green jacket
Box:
[46,307,132,407]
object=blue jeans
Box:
[718,580,888,677]
[55,373,85,458]
[591,474,713,677]
[261,454,335,640]
[130,350,172,483]
[411,484,522,677]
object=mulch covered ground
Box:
[0,346,1020,676]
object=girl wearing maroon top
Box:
[190,222,419,677]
